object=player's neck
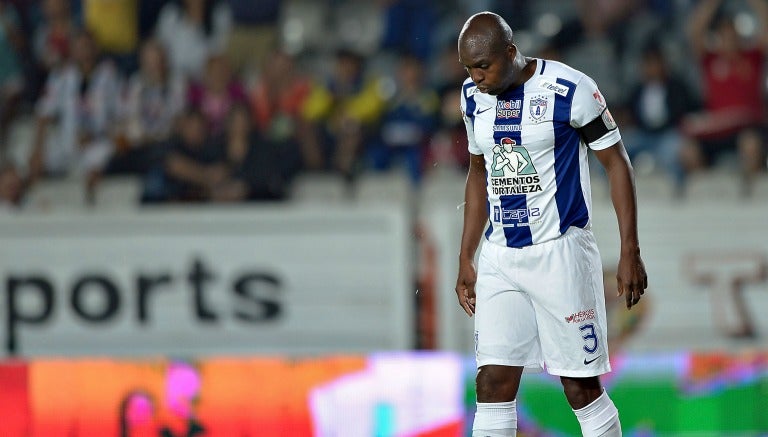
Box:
[504,56,537,93]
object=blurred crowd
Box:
[0,0,767,209]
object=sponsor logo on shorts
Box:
[565,308,596,323]
[583,355,601,365]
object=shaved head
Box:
[458,12,532,95]
[458,12,514,55]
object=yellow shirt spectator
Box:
[84,0,138,54]
[302,78,387,127]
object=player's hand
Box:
[455,259,477,317]
[616,249,647,310]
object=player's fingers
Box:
[455,286,473,317]
[623,283,633,309]
[458,296,472,316]
[463,289,476,314]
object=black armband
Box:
[578,108,618,145]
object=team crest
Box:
[529,97,548,121]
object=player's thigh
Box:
[524,228,610,377]
[475,245,541,369]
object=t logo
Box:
[683,252,768,338]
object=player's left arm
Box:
[593,142,648,310]
[571,75,647,310]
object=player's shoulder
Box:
[461,77,479,101]
[460,77,495,111]
[537,59,589,87]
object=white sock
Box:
[572,389,621,436]
[472,400,517,437]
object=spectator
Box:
[28,30,122,200]
[624,42,698,194]
[0,2,24,152]
[187,53,247,136]
[155,0,232,79]
[683,0,768,195]
[0,163,26,211]
[32,0,77,74]
[301,49,386,179]
[431,43,470,98]
[549,0,638,104]
[210,105,287,202]
[82,0,139,74]
[426,86,469,173]
[369,54,438,184]
[379,0,436,60]
[143,108,228,203]
[138,0,170,40]
[107,38,186,176]
[224,0,280,74]
[248,49,309,175]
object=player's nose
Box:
[470,68,484,84]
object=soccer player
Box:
[454,12,647,437]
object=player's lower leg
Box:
[472,365,524,437]
[562,376,621,436]
[472,400,517,437]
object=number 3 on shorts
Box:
[579,323,599,354]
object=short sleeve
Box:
[570,75,621,150]
[460,86,482,155]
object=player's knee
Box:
[560,376,602,410]
[476,365,521,402]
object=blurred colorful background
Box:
[1,0,768,436]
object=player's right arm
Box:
[456,153,487,317]
[456,81,488,316]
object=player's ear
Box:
[507,44,517,60]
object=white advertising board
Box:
[0,206,413,357]
[430,199,768,354]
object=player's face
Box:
[459,42,515,95]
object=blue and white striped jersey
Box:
[461,58,621,248]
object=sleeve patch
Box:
[579,108,618,144]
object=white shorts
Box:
[474,226,611,377]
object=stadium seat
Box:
[355,171,412,205]
[633,173,675,201]
[421,168,466,209]
[684,171,742,201]
[289,173,349,203]
[24,177,86,212]
[750,174,768,200]
[94,176,142,210]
